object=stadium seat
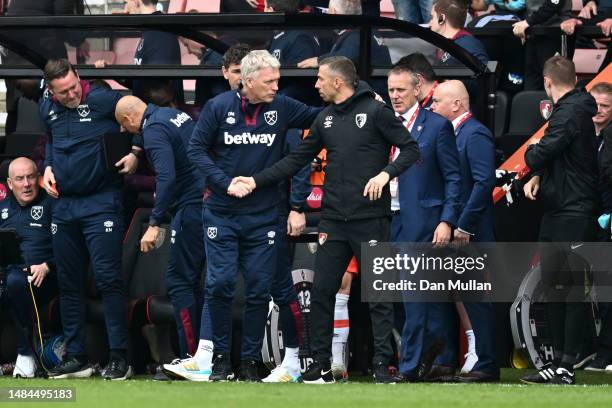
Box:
[122,208,176,363]
[573,49,607,74]
[494,91,509,139]
[498,90,547,158]
[168,0,187,14]
[185,0,221,12]
[380,0,396,18]
[572,0,583,11]
[113,38,140,65]
[507,91,548,136]
[15,97,45,134]
[0,132,41,162]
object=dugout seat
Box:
[498,91,547,158]
[0,132,42,162]
[494,91,509,140]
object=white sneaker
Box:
[13,354,37,378]
[460,351,479,374]
[262,366,300,383]
[162,357,211,381]
[605,364,612,374]
[331,363,348,381]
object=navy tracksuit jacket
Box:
[142,104,205,358]
[40,81,129,359]
[188,89,320,359]
[0,191,57,355]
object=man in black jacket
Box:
[521,56,599,385]
[234,56,420,383]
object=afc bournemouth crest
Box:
[355,113,367,128]
[77,104,90,118]
[30,205,43,220]
[207,227,217,239]
[318,232,327,246]
[264,110,278,126]
[540,100,553,121]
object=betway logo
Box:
[224,132,276,146]
[170,112,191,127]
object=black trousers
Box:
[539,214,598,363]
[310,217,394,365]
[524,34,575,91]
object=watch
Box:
[290,205,304,214]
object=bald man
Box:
[0,158,57,378]
[431,80,499,383]
[116,96,206,371]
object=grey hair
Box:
[388,65,420,87]
[328,0,362,15]
[240,50,281,83]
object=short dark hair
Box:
[319,56,358,89]
[591,82,612,96]
[266,0,300,12]
[142,0,159,6]
[43,59,76,84]
[222,43,252,69]
[433,0,467,29]
[395,53,436,82]
[543,56,576,88]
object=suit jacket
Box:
[455,116,496,242]
[396,109,462,242]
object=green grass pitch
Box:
[0,369,611,408]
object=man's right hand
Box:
[561,18,582,35]
[228,177,256,198]
[523,175,540,200]
[43,166,59,198]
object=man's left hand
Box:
[115,152,138,174]
[453,229,471,245]
[432,222,452,246]
[363,171,390,201]
[287,210,306,236]
[29,263,50,287]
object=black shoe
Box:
[521,364,576,385]
[209,354,235,382]
[416,339,445,381]
[238,360,260,382]
[584,355,610,372]
[574,352,596,370]
[103,358,134,381]
[153,365,175,381]
[454,370,500,383]
[48,356,93,379]
[423,364,455,382]
[373,362,396,384]
[301,361,335,384]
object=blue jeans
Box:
[392,0,432,24]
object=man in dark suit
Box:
[387,65,462,381]
[431,80,499,382]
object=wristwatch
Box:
[290,205,305,214]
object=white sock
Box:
[194,339,214,369]
[466,330,476,354]
[461,330,478,373]
[280,347,300,375]
[332,293,350,367]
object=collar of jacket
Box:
[332,81,374,114]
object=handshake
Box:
[227,176,256,198]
